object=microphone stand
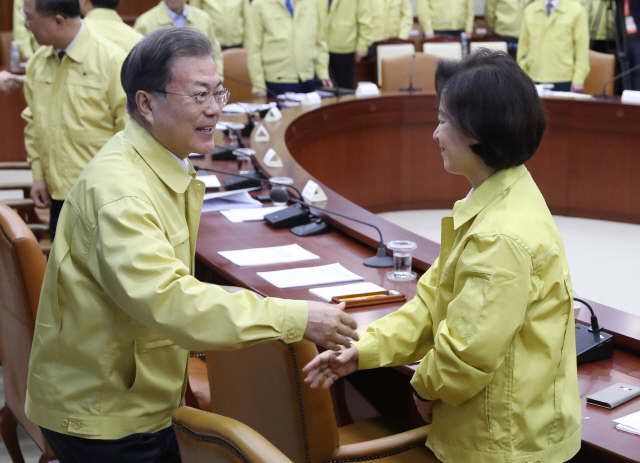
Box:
[400,54,421,92]
[596,62,640,98]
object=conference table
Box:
[192,92,640,463]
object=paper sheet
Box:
[201,188,261,212]
[220,206,286,223]
[309,282,386,302]
[257,263,364,289]
[614,410,640,435]
[219,244,320,267]
[221,102,276,114]
[196,175,221,189]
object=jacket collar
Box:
[41,21,91,63]
[85,8,124,23]
[155,1,178,27]
[124,119,194,194]
[452,165,528,230]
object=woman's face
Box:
[433,102,481,180]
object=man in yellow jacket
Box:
[134,0,224,75]
[323,0,373,89]
[484,0,535,55]
[575,0,617,52]
[246,0,332,96]
[79,0,143,53]
[190,0,249,49]
[518,0,590,92]
[13,0,39,58]
[417,0,474,37]
[26,27,358,462]
[21,0,127,241]
[370,0,414,42]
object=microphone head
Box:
[269,188,291,203]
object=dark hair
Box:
[35,0,81,17]
[89,0,121,9]
[121,28,214,113]
[435,49,546,170]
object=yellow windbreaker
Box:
[246,0,330,92]
[84,8,143,53]
[22,26,128,200]
[370,0,414,42]
[354,166,581,463]
[574,0,616,40]
[134,1,224,75]
[518,0,590,84]
[417,0,474,35]
[484,0,535,38]
[190,0,250,47]
[322,0,373,53]
[12,0,39,58]
[25,119,309,439]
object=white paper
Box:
[548,91,593,99]
[219,244,320,267]
[222,102,275,114]
[220,206,286,223]
[196,175,221,189]
[257,263,364,289]
[614,410,640,435]
[309,282,386,302]
[201,188,261,212]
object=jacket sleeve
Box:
[416,0,433,34]
[356,0,373,52]
[246,1,267,93]
[484,0,496,33]
[354,257,440,369]
[22,61,43,181]
[410,234,532,406]
[315,1,330,79]
[90,196,309,351]
[572,6,591,85]
[108,52,129,133]
[13,0,36,58]
[465,0,475,33]
[517,12,530,74]
[398,0,414,39]
[133,16,148,35]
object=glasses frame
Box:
[156,88,230,111]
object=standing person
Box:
[417,0,474,38]
[21,0,127,241]
[79,0,143,53]
[370,0,413,42]
[190,0,250,49]
[246,0,333,97]
[518,0,590,92]
[323,0,373,89]
[26,27,359,463]
[484,0,535,56]
[13,0,39,59]
[304,50,581,463]
[134,0,224,75]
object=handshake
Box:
[0,70,25,94]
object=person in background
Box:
[134,0,224,75]
[575,0,617,52]
[0,70,24,93]
[79,0,143,53]
[323,0,373,89]
[366,0,414,59]
[484,0,535,56]
[304,49,581,463]
[518,0,590,92]
[246,0,332,97]
[417,0,474,38]
[21,0,127,242]
[190,0,249,49]
[13,0,40,59]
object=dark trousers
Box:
[265,79,316,95]
[433,30,464,37]
[329,52,355,89]
[49,199,65,242]
[41,426,180,463]
[221,43,243,50]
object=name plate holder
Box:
[302,180,328,203]
[263,148,283,168]
[254,124,270,142]
[265,106,282,122]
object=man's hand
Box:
[355,50,367,63]
[424,32,435,38]
[321,78,334,88]
[30,179,52,208]
[304,301,358,351]
[570,83,584,93]
[303,343,359,389]
[0,70,24,94]
[413,394,434,424]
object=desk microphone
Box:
[400,54,421,93]
[596,62,640,98]
[269,189,394,268]
[573,297,613,364]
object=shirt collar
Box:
[58,20,84,55]
[84,8,124,23]
[452,165,529,230]
[124,119,194,193]
[168,150,191,174]
[165,2,187,25]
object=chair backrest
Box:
[206,340,339,463]
[469,41,508,54]
[173,407,294,463]
[222,48,254,102]
[381,52,439,92]
[0,204,52,457]
[422,42,462,61]
[0,31,14,67]
[584,50,615,95]
[376,43,416,86]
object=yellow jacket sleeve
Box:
[411,235,531,405]
[399,0,414,39]
[315,2,330,79]
[485,0,497,32]
[22,63,42,181]
[517,13,530,75]
[572,5,590,85]
[416,0,433,34]
[356,0,373,52]
[208,21,225,77]
[246,1,266,93]
[465,0,475,33]
[13,0,38,58]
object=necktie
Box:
[546,2,553,16]
[328,0,333,12]
[58,50,66,62]
[285,0,294,17]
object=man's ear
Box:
[136,90,155,126]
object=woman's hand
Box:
[413,394,434,424]
[303,343,359,389]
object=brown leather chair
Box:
[222,48,254,102]
[0,204,55,462]
[584,50,616,96]
[205,340,438,463]
[173,406,294,463]
[381,52,439,92]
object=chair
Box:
[205,340,438,463]
[0,31,14,67]
[222,48,254,102]
[0,204,55,462]
[469,41,508,54]
[380,53,439,92]
[374,40,417,86]
[584,50,616,96]
[422,42,462,61]
[173,407,294,463]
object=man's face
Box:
[164,0,186,14]
[23,0,59,46]
[148,56,221,159]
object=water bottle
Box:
[461,32,468,57]
[10,41,21,74]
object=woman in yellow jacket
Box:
[417,0,474,37]
[190,0,250,49]
[304,50,581,463]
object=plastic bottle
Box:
[10,41,21,74]
[460,33,468,57]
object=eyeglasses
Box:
[156,88,230,111]
[21,7,49,27]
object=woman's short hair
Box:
[435,49,546,171]
[121,28,214,113]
